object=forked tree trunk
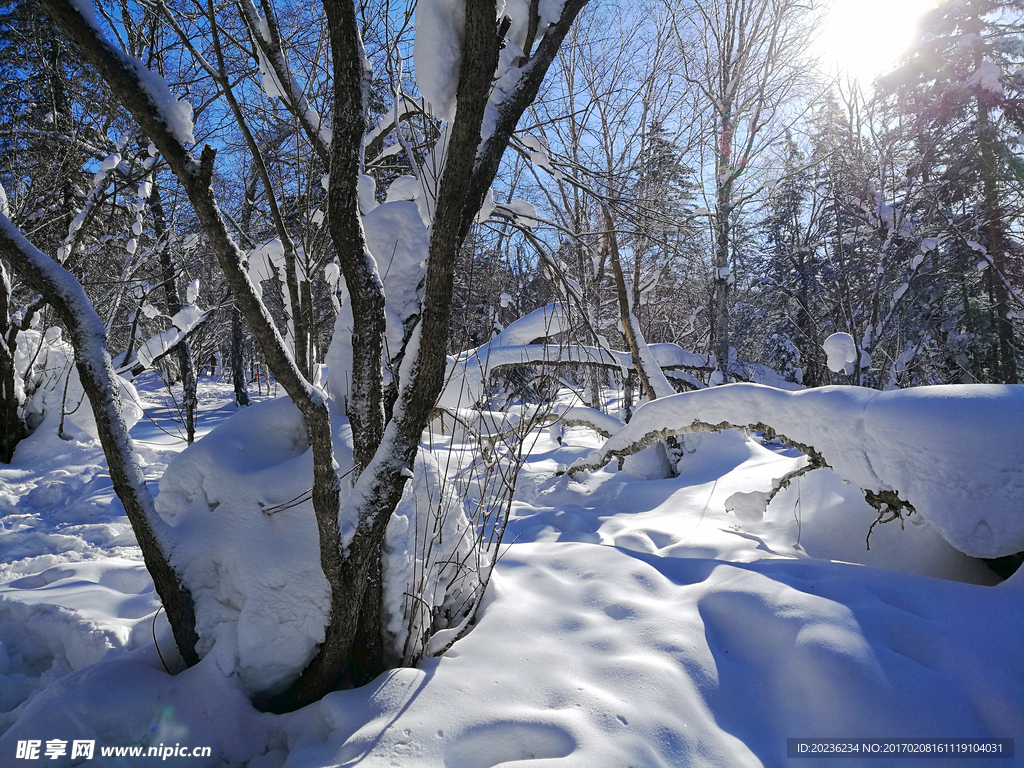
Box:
[38,0,587,712]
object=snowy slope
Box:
[0,379,1021,767]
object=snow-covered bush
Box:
[155,397,341,697]
[16,327,142,439]
[383,447,483,666]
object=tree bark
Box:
[322,0,386,474]
[713,177,732,383]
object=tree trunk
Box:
[150,185,198,442]
[603,206,672,401]
[713,179,732,383]
[0,261,25,463]
[39,0,587,713]
[0,215,200,664]
[231,305,250,407]
[978,105,1017,384]
[323,0,386,475]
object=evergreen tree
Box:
[883,0,1024,383]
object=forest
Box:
[0,0,1023,765]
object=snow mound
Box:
[287,542,1024,767]
[16,328,143,439]
[2,383,1019,765]
[155,397,353,698]
[0,653,271,766]
[575,384,1024,559]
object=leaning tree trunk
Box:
[0,215,200,664]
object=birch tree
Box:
[671,0,818,381]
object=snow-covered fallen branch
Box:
[438,303,718,410]
[570,383,1024,559]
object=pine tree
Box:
[883,0,1024,383]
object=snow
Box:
[822,331,858,373]
[413,0,464,120]
[967,60,1004,96]
[384,175,420,204]
[474,187,496,223]
[129,67,194,146]
[325,200,428,405]
[129,300,209,374]
[170,305,205,334]
[0,375,1021,765]
[357,174,377,215]
[136,328,181,370]
[99,153,120,173]
[247,238,286,299]
[257,50,287,100]
[503,199,539,227]
[439,305,718,411]
[155,396,346,697]
[65,0,194,145]
[574,383,1024,559]
[14,327,143,441]
[552,404,624,437]
[490,302,569,347]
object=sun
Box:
[814,0,937,86]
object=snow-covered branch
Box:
[571,383,1024,559]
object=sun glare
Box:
[815,0,937,86]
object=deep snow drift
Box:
[0,376,1021,767]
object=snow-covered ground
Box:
[0,376,1021,767]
